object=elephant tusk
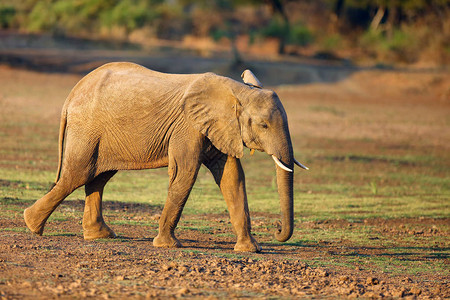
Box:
[294,158,309,170]
[272,155,293,173]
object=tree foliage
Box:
[2,0,166,36]
[0,0,448,63]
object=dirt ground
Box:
[0,53,449,299]
[1,201,449,299]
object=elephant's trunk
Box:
[273,149,294,242]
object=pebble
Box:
[366,277,379,285]
[410,287,421,295]
[177,287,189,295]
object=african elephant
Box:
[23,62,308,252]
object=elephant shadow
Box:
[59,199,163,215]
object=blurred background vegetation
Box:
[0,0,449,65]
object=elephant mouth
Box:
[243,140,264,153]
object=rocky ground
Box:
[1,200,448,299]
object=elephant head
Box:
[183,70,308,242]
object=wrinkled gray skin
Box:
[24,62,299,252]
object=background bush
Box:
[0,0,448,65]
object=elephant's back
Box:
[65,62,195,114]
[88,62,196,83]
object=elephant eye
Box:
[259,122,268,129]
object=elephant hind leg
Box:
[24,178,78,235]
[83,170,117,240]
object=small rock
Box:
[179,265,189,273]
[146,290,158,298]
[429,227,438,234]
[366,277,379,285]
[410,287,421,295]
[162,263,175,271]
[364,291,377,298]
[394,288,406,298]
[177,287,189,295]
[88,288,97,296]
[401,277,413,283]
[150,214,161,221]
[69,281,81,289]
[253,282,262,289]
[168,261,178,270]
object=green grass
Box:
[109,220,157,227]
[308,105,345,117]
[45,232,78,237]
[1,137,448,221]
[260,215,450,277]
[95,238,132,243]
[0,227,28,233]
[2,137,448,225]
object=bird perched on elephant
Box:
[24,62,308,252]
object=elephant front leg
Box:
[207,154,261,253]
[83,171,117,240]
[153,153,201,249]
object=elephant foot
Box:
[153,234,182,248]
[24,207,45,236]
[234,236,261,253]
[83,223,116,240]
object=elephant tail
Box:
[54,103,68,184]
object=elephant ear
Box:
[183,73,244,158]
